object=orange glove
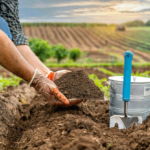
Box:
[52,88,82,106]
[46,71,55,81]
[46,70,70,81]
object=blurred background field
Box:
[22,22,150,66]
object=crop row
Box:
[23,26,150,63]
[21,22,107,27]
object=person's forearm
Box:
[0,30,34,82]
[17,45,50,76]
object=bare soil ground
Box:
[0,67,150,149]
[0,83,36,150]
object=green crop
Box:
[99,68,116,76]
[99,68,150,77]
[131,71,150,77]
[53,44,68,63]
[89,74,109,99]
[0,75,21,91]
[29,38,53,62]
[69,48,82,61]
[45,61,150,68]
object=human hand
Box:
[30,70,70,106]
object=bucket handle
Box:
[107,81,117,93]
[121,76,137,82]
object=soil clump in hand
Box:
[54,70,104,100]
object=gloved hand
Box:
[30,70,82,106]
[46,70,83,106]
[46,70,70,81]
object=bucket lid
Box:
[109,76,150,83]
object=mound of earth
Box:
[6,93,150,150]
[54,70,104,100]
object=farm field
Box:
[23,26,150,63]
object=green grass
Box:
[45,62,150,68]
[128,27,150,31]
[0,75,21,91]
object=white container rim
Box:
[109,76,150,83]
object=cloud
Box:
[131,5,150,11]
[53,1,150,19]
[28,0,150,14]
[55,15,68,17]
[32,1,110,8]
[140,8,150,12]
[51,1,108,7]
[113,3,150,12]
[19,0,150,24]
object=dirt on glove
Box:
[54,70,104,100]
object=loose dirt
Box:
[0,84,36,150]
[6,95,109,150]
[54,70,103,100]
[0,67,150,149]
[6,93,150,150]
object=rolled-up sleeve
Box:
[0,0,28,46]
[10,22,29,46]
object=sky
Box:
[19,0,150,24]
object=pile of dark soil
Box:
[54,70,104,100]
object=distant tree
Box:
[69,48,82,61]
[29,38,53,62]
[53,44,68,63]
[146,20,150,26]
[123,20,145,27]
